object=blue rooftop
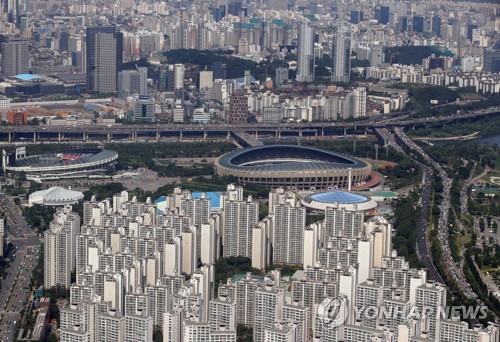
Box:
[15,74,42,81]
[310,190,369,204]
[192,192,223,209]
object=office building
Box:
[350,10,364,24]
[174,64,185,90]
[375,6,390,25]
[199,70,214,90]
[483,49,500,73]
[132,96,155,122]
[413,16,424,33]
[431,15,442,37]
[275,67,288,89]
[1,39,29,77]
[227,91,248,124]
[212,62,227,80]
[332,30,351,83]
[118,67,148,97]
[86,26,123,93]
[296,23,314,83]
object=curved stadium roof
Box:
[217,145,368,173]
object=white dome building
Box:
[301,190,378,212]
[29,187,84,206]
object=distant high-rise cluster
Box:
[41,185,498,342]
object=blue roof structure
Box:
[310,190,369,204]
[192,192,223,209]
[15,74,43,81]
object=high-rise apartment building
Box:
[223,196,259,258]
[44,207,81,289]
[254,284,284,342]
[1,39,29,77]
[86,26,123,93]
[99,309,126,342]
[125,310,153,342]
[272,202,306,265]
[296,23,314,83]
[415,282,447,340]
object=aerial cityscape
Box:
[0,0,499,342]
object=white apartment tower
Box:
[415,282,447,340]
[223,196,259,258]
[272,202,306,265]
[296,23,314,83]
[125,309,153,342]
[254,284,284,342]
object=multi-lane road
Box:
[394,127,478,300]
[0,193,41,342]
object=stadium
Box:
[215,145,372,190]
[3,148,118,180]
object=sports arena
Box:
[3,148,118,180]
[215,145,372,190]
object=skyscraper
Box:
[413,15,424,33]
[86,26,123,93]
[331,30,351,83]
[1,39,29,77]
[296,23,314,83]
[431,15,442,37]
[375,6,390,25]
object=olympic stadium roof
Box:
[217,145,368,173]
[310,191,371,204]
[301,190,377,212]
[29,187,84,206]
[14,74,43,81]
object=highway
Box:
[0,193,41,342]
[389,128,444,283]
[394,127,478,300]
[0,107,496,137]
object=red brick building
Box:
[7,111,28,125]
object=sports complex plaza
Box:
[215,145,372,190]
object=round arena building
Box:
[301,190,378,212]
[215,145,371,190]
[4,149,118,180]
